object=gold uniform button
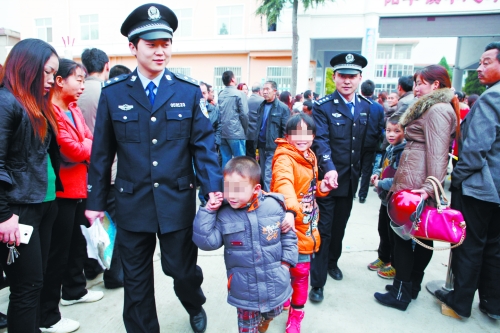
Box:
[152,161,158,166]
[151,117,156,122]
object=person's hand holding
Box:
[319,180,334,192]
[373,179,379,188]
[323,170,338,190]
[206,192,223,211]
[85,210,105,225]
[370,174,379,185]
[0,214,20,246]
[281,212,296,233]
[411,188,429,201]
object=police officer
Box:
[85,4,222,333]
[309,53,371,302]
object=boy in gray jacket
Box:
[193,156,298,333]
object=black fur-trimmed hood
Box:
[400,88,454,127]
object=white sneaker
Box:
[60,290,104,306]
[40,317,80,333]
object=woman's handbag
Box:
[389,176,466,250]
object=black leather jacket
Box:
[254,98,290,151]
[0,87,62,222]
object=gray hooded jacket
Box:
[193,192,298,312]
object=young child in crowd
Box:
[271,114,334,333]
[193,156,298,333]
[367,116,406,279]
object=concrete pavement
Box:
[0,183,498,332]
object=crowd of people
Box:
[0,3,499,333]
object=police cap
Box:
[330,53,368,75]
[121,3,178,41]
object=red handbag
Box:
[388,176,466,250]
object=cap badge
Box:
[148,6,161,21]
[346,54,354,63]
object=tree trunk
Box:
[291,0,299,96]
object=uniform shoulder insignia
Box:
[102,74,129,88]
[358,94,373,104]
[317,94,334,106]
[172,72,199,86]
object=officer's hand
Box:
[319,180,334,192]
[0,214,20,246]
[323,170,339,189]
[85,210,105,225]
[281,212,296,233]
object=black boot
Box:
[375,279,412,311]
[410,271,424,300]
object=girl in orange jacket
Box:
[271,114,333,333]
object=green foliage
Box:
[438,56,453,81]
[325,68,336,95]
[463,70,486,95]
[256,0,332,25]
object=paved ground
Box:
[0,182,498,332]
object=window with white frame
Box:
[375,64,413,78]
[168,67,191,76]
[213,67,241,93]
[376,45,392,60]
[394,45,412,60]
[375,83,397,95]
[267,67,292,92]
[35,18,52,43]
[216,5,243,35]
[80,14,99,41]
[176,9,193,37]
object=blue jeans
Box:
[220,139,246,169]
[258,145,274,192]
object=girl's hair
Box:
[467,94,479,109]
[279,91,293,111]
[294,93,303,103]
[285,113,316,136]
[0,38,59,139]
[237,83,247,91]
[414,64,460,138]
[56,58,87,81]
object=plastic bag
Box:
[81,213,114,269]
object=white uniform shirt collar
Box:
[136,69,164,91]
[339,93,356,106]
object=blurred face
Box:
[262,83,277,102]
[386,122,404,146]
[130,38,171,79]
[56,67,86,103]
[387,93,399,107]
[208,87,215,102]
[43,54,59,96]
[224,172,260,209]
[286,120,315,152]
[200,84,208,101]
[477,49,500,86]
[242,84,249,95]
[414,75,439,98]
[333,72,362,100]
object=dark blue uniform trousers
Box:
[310,186,353,288]
[117,225,205,333]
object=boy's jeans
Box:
[220,139,246,169]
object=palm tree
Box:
[256,0,335,95]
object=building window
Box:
[176,9,192,37]
[375,83,397,95]
[267,66,292,92]
[168,67,191,76]
[375,64,385,78]
[216,5,243,35]
[375,64,413,78]
[80,14,99,41]
[394,45,412,60]
[35,18,52,43]
[213,67,241,93]
[376,45,392,60]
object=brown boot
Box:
[258,317,273,333]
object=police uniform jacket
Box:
[312,90,371,197]
[86,69,223,234]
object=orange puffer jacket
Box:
[271,138,328,254]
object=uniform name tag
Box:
[170,103,186,108]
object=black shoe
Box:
[434,290,469,318]
[374,279,412,311]
[328,267,343,281]
[385,284,419,300]
[308,287,324,302]
[359,197,366,203]
[0,312,7,329]
[479,303,500,320]
[190,307,207,333]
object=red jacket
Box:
[54,103,93,199]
